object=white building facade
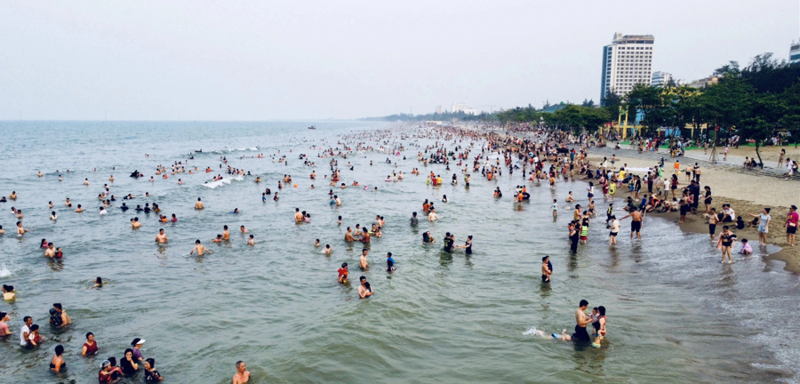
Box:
[601,33,655,102]
[451,102,477,115]
[652,71,672,87]
[791,40,800,64]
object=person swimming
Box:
[2,285,15,300]
[526,328,572,342]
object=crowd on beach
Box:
[1,123,798,381]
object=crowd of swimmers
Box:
[5,125,799,379]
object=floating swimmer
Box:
[524,328,572,341]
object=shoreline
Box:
[583,151,800,274]
[464,124,800,273]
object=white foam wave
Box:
[523,327,539,336]
[202,176,244,189]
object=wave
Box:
[188,146,262,157]
[202,175,244,189]
[0,264,13,278]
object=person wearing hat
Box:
[131,338,145,362]
[98,359,123,383]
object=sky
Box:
[0,0,798,120]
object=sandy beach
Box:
[588,147,800,273]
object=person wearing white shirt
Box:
[609,217,621,245]
[19,316,32,346]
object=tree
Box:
[699,76,753,142]
[779,81,800,146]
[601,91,623,125]
[739,93,784,166]
[547,105,609,135]
[742,53,800,94]
[674,86,706,139]
[714,61,740,77]
[625,84,665,135]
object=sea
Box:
[0,121,798,384]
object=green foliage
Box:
[363,52,800,147]
[543,105,610,134]
[496,105,540,124]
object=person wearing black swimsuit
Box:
[50,345,66,373]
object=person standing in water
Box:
[541,256,553,283]
[608,215,620,245]
[592,306,607,348]
[359,248,369,270]
[190,240,212,256]
[572,299,592,342]
[568,222,579,253]
[48,303,71,328]
[233,361,250,383]
[338,263,349,284]
[717,225,738,264]
[358,276,373,299]
[386,252,396,272]
[0,311,10,336]
[155,229,168,244]
[620,207,643,239]
[457,235,473,254]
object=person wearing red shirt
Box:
[337,263,349,284]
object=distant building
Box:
[451,102,478,115]
[688,76,720,89]
[652,71,672,87]
[435,106,442,114]
[791,40,800,64]
[600,33,655,102]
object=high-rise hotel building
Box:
[600,33,654,102]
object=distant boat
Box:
[308,125,316,130]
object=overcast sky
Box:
[1,0,798,120]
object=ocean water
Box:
[0,121,798,384]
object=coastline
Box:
[585,150,800,274]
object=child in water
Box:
[338,263,348,284]
[739,238,753,255]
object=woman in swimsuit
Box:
[592,306,607,348]
[50,344,67,372]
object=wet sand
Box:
[587,150,800,273]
